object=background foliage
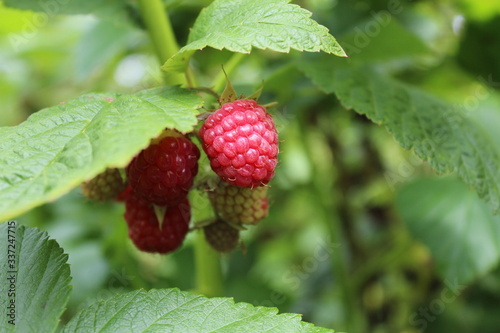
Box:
[1,0,500,332]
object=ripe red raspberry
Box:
[204,219,240,253]
[208,181,269,225]
[124,192,190,254]
[126,136,200,206]
[81,168,127,202]
[199,99,278,187]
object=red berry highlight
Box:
[124,192,191,254]
[126,136,200,206]
[200,99,278,187]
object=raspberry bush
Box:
[2,0,500,332]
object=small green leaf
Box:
[0,87,202,220]
[396,177,500,285]
[0,223,71,332]
[62,288,334,333]
[298,58,500,213]
[3,0,128,20]
[162,0,346,73]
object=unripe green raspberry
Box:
[203,219,240,253]
[81,168,127,202]
[208,181,269,225]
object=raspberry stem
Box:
[137,0,195,86]
[194,231,223,297]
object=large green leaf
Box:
[396,177,500,285]
[62,288,333,333]
[0,86,202,220]
[0,223,71,332]
[339,18,430,64]
[3,0,128,20]
[162,0,346,73]
[298,58,500,213]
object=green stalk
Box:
[138,0,222,296]
[194,230,223,296]
[211,53,247,93]
[137,0,187,85]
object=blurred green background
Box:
[2,0,500,332]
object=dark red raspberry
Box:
[115,185,132,202]
[199,99,278,187]
[81,168,127,202]
[126,136,200,206]
[204,219,240,253]
[208,180,269,225]
[124,192,191,254]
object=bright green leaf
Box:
[0,86,202,220]
[298,58,500,213]
[0,223,71,332]
[162,0,346,73]
[396,177,500,285]
[3,0,128,20]
[62,288,334,333]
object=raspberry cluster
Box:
[199,99,278,253]
[81,95,279,255]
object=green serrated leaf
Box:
[162,0,346,73]
[339,18,430,64]
[396,177,500,285]
[298,57,500,213]
[3,0,128,20]
[0,86,202,220]
[62,288,334,333]
[0,223,71,332]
